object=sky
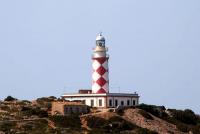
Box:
[0,0,200,113]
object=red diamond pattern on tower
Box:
[96,88,106,93]
[96,77,107,87]
[96,57,106,64]
[96,66,106,75]
[92,56,109,94]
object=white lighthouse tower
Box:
[92,33,109,94]
[62,33,139,108]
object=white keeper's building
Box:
[62,34,139,108]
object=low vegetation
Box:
[136,103,200,134]
[0,96,199,134]
[136,103,167,118]
[4,96,17,101]
[138,109,154,120]
[20,106,48,118]
[36,96,56,109]
[85,114,157,134]
[49,115,81,129]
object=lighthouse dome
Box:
[96,33,105,47]
[96,33,105,41]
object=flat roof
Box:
[52,101,86,106]
[61,93,139,97]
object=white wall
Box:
[64,96,139,108]
[64,97,106,107]
[107,97,138,107]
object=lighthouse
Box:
[92,33,109,94]
[62,33,139,108]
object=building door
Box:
[99,99,102,107]
[133,100,135,105]
[91,99,94,106]
[121,101,124,106]
[109,99,112,107]
[127,100,130,106]
[115,100,118,107]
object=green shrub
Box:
[137,104,167,119]
[197,115,200,123]
[191,124,200,134]
[108,109,114,112]
[108,116,124,122]
[135,128,158,134]
[116,109,124,116]
[36,96,55,103]
[0,105,10,111]
[176,122,190,132]
[120,120,136,130]
[139,110,154,120]
[0,122,16,131]
[20,106,48,117]
[20,120,48,133]
[49,115,81,128]
[168,109,198,125]
[85,115,136,133]
[87,116,107,128]
[4,96,17,101]
[89,128,106,134]
[36,97,55,109]
[108,116,136,130]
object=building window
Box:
[64,107,68,114]
[99,99,102,107]
[82,107,85,113]
[70,107,73,114]
[115,100,118,107]
[133,100,135,105]
[109,99,112,107]
[127,100,130,106]
[91,99,94,106]
[82,100,86,104]
[76,107,79,113]
[121,101,124,106]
